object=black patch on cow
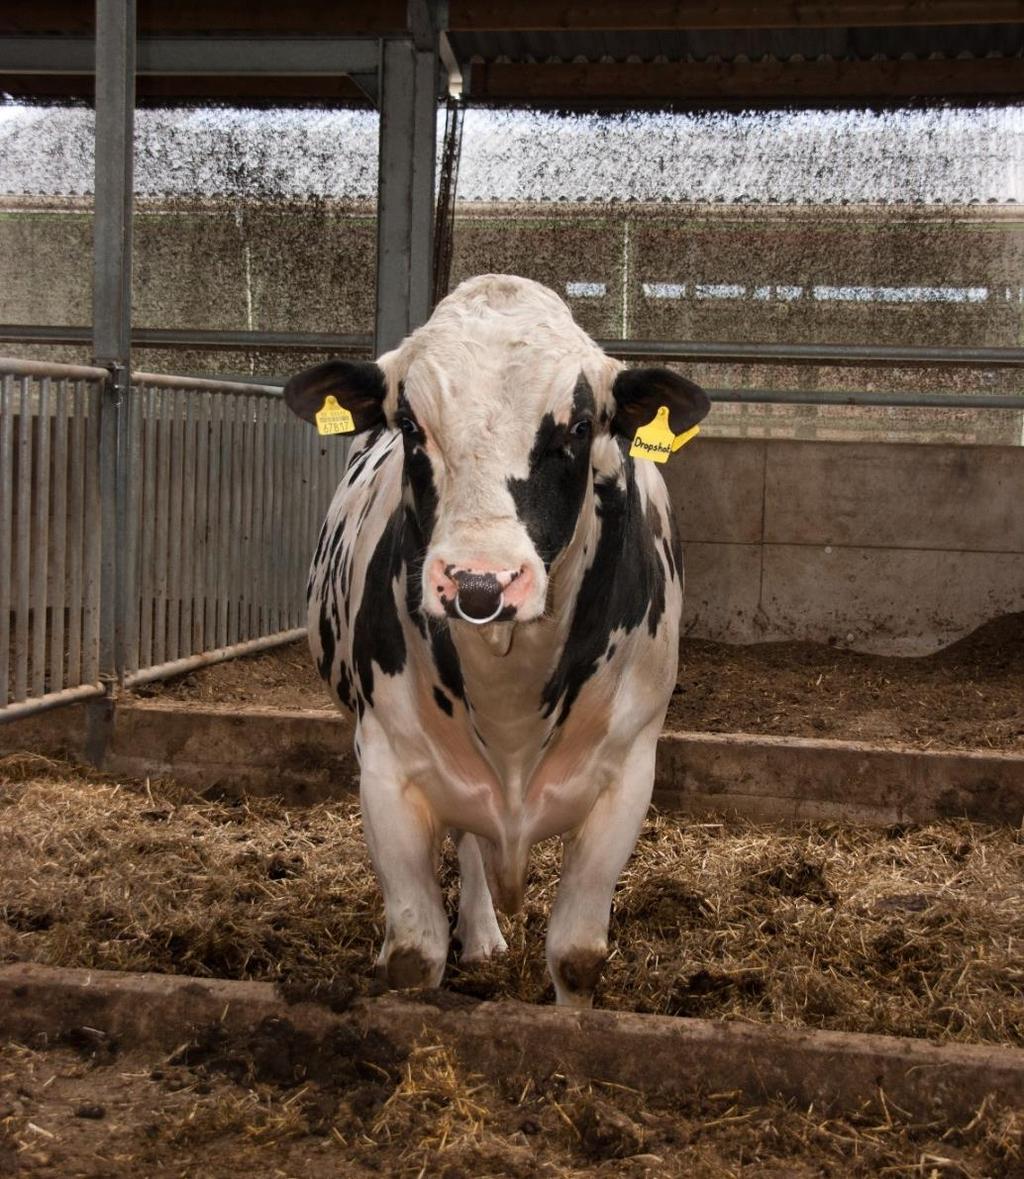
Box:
[541,448,666,725]
[351,508,407,707]
[611,367,710,441]
[432,686,454,717]
[429,619,465,703]
[507,375,595,568]
[336,661,354,711]
[662,536,676,581]
[284,360,387,433]
[317,608,336,684]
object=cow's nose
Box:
[452,570,504,624]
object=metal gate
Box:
[0,357,346,721]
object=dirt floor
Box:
[2,757,1021,1049]
[3,1036,1022,1178]
[131,614,1024,752]
[2,759,1024,1174]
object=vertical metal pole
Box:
[92,0,135,686]
[375,36,438,354]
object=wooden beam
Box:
[451,0,1024,30]
[469,57,1024,103]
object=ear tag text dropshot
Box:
[629,405,700,464]
[315,395,356,436]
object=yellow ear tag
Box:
[629,405,676,464]
[315,395,355,436]
[671,424,701,452]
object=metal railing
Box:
[1,357,347,722]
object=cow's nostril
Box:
[453,572,504,624]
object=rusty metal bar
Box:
[123,628,306,689]
[30,378,50,697]
[192,391,210,654]
[152,386,171,666]
[0,683,105,725]
[166,389,184,663]
[138,383,156,669]
[216,394,231,649]
[180,391,197,656]
[82,380,102,686]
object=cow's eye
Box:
[569,418,592,439]
[398,416,419,436]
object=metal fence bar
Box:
[192,391,210,654]
[0,376,12,706]
[138,384,156,669]
[82,380,102,686]
[48,379,69,695]
[167,389,186,663]
[240,394,255,642]
[180,392,197,657]
[30,378,51,697]
[3,359,328,718]
[152,386,170,666]
[216,394,231,650]
[120,377,141,677]
[66,380,85,687]
[14,377,31,702]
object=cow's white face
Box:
[284,275,709,629]
[393,347,614,625]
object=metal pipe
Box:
[251,396,266,636]
[705,387,1024,409]
[30,378,51,697]
[0,683,105,725]
[132,370,282,395]
[216,394,231,649]
[138,383,157,669]
[123,627,307,688]
[600,338,1024,368]
[0,356,110,380]
[0,327,374,354]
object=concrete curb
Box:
[1,962,1021,1122]
[2,701,1023,825]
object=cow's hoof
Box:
[382,945,443,990]
[553,947,607,1007]
[454,927,508,963]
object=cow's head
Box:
[285,276,709,627]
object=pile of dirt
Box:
[2,756,1021,1047]
[670,613,1024,750]
[131,614,1024,750]
[2,1037,1021,1178]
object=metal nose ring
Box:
[455,593,504,625]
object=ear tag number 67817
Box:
[315,395,356,436]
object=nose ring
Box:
[454,593,504,625]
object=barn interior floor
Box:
[130,613,1024,753]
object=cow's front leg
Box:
[360,730,448,989]
[545,728,659,1007]
[454,831,507,962]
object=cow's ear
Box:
[611,367,711,440]
[283,360,387,433]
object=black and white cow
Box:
[285,275,709,1006]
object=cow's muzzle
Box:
[452,569,505,625]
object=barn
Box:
[1,2,1023,1174]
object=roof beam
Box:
[469,57,1024,103]
[0,36,380,75]
[450,1,1024,29]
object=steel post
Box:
[92,0,135,686]
[375,36,438,354]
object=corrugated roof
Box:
[0,104,1021,204]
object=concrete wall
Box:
[667,436,1024,654]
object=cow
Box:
[284,274,709,1007]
